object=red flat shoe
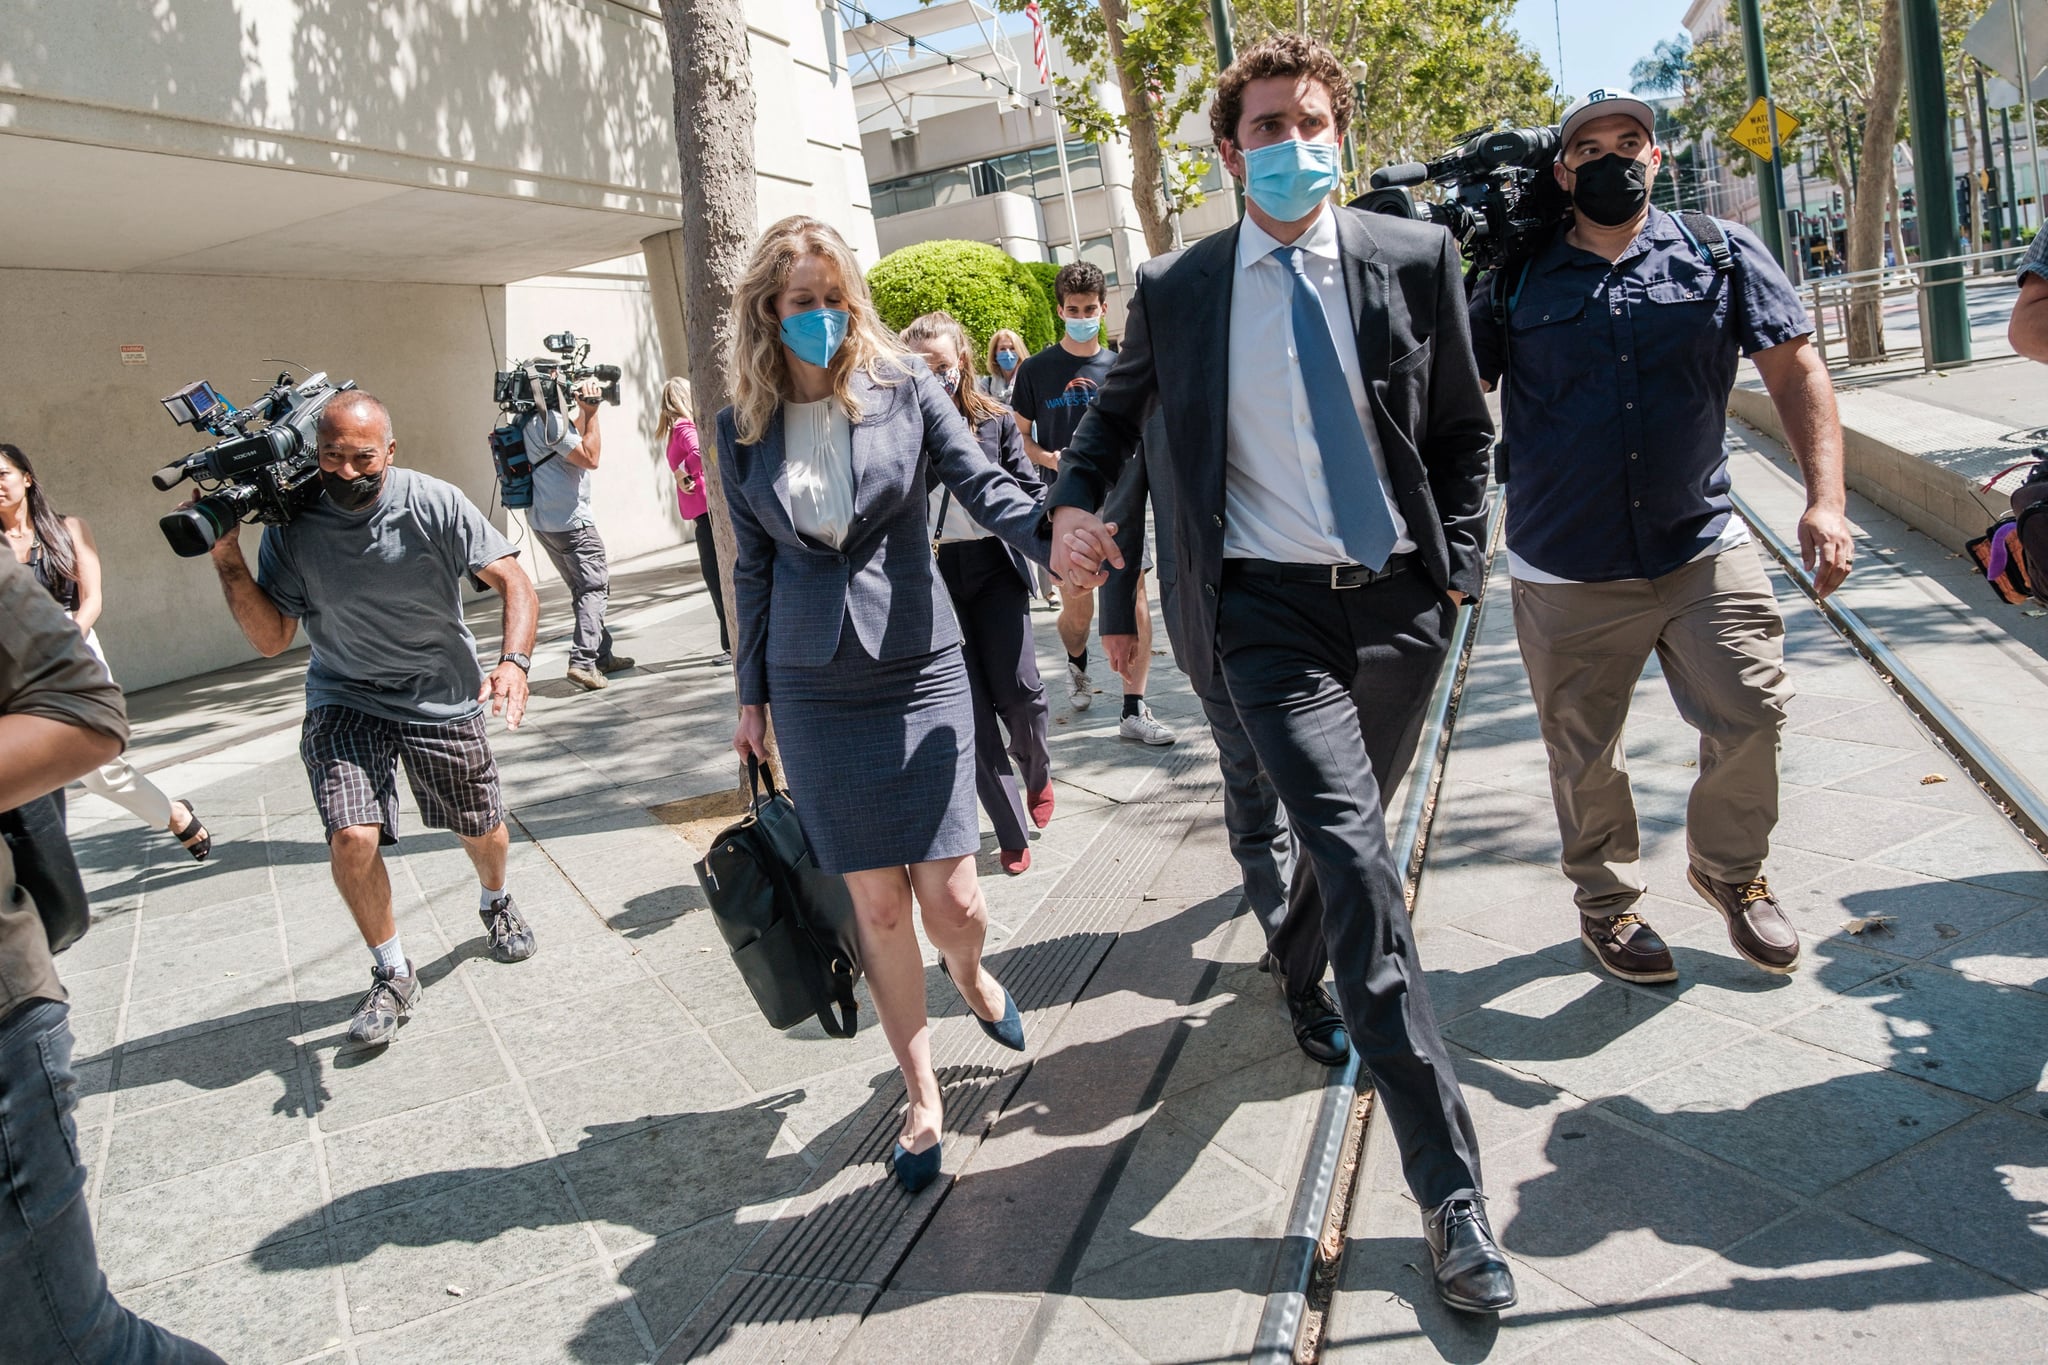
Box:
[999,848,1031,876]
[1028,786,1055,829]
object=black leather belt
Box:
[1225,554,1412,589]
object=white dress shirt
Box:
[1223,208,1415,564]
[783,398,855,549]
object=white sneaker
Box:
[1066,661,1093,711]
[1119,704,1176,746]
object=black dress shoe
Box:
[1424,1197,1517,1313]
[1284,982,1352,1067]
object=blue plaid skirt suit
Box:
[716,356,1052,874]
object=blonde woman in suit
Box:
[718,217,1053,1193]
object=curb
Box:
[1729,381,2019,552]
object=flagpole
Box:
[1026,2,1085,262]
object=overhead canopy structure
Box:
[843,0,1037,135]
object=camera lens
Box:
[158,487,253,557]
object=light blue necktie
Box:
[1276,245,1399,571]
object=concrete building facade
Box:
[0,0,876,688]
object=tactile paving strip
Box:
[664,734,1221,1361]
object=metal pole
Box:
[2004,105,2022,253]
[1210,0,1244,214]
[1841,94,1861,191]
[2012,0,2046,234]
[1978,63,2006,254]
[1738,0,1789,264]
[1901,0,1971,365]
[1043,34,1085,260]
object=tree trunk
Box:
[658,0,769,770]
[1848,0,1906,361]
[1096,0,1176,257]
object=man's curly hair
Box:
[1209,33,1354,150]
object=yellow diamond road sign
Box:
[1728,96,1799,161]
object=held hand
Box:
[1797,506,1855,599]
[1049,506,1123,589]
[479,662,530,729]
[573,379,603,410]
[1102,633,1140,681]
[673,465,698,494]
[733,704,770,764]
[183,499,243,563]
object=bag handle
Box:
[815,966,860,1038]
[746,755,783,806]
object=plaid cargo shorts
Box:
[300,705,504,846]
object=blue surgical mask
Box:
[1064,316,1101,343]
[780,307,850,369]
[1243,138,1341,223]
[996,349,1018,372]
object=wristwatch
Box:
[499,652,531,674]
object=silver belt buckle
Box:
[1331,564,1362,590]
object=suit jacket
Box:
[928,409,1043,595]
[718,357,1051,706]
[1047,208,1495,687]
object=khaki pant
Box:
[1511,546,1793,915]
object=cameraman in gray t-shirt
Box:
[524,376,635,692]
[200,391,543,1052]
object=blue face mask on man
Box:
[781,307,850,369]
[1242,138,1341,223]
[1064,316,1101,343]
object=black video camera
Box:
[1356,124,1568,276]
[493,331,622,418]
[150,371,357,557]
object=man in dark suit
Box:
[1047,34,1513,1314]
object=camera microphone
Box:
[1371,163,1429,190]
[151,461,191,492]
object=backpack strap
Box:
[1674,210,1735,275]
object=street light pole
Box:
[1976,63,2006,255]
[1210,0,1243,214]
[1736,0,1789,265]
[1901,0,1970,365]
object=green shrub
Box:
[1022,260,1060,316]
[867,240,1057,356]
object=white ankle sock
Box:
[370,934,408,977]
[479,885,506,910]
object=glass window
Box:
[870,167,975,219]
[1052,234,1121,287]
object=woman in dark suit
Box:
[900,312,1054,877]
[719,217,1052,1193]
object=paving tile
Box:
[322,1083,550,1225]
[331,1165,595,1333]
[654,1268,867,1363]
[102,1075,312,1195]
[1077,1207,1273,1358]
[1840,1109,2048,1293]
[1155,1054,1321,1178]
[1013,1295,1146,1364]
[354,1264,647,1365]
[126,924,287,1004]
[1937,906,2048,993]
[122,1230,345,1364]
[1606,1032,1976,1196]
[1873,816,2048,890]
[559,1101,812,1254]
[461,931,648,1021]
[1772,786,1971,862]
[830,1289,1040,1365]
[528,1032,750,1154]
[1775,861,2044,962]
[614,1214,772,1348]
[134,892,279,953]
[1441,972,1749,1101]
[701,1000,895,1095]
[1662,924,1906,1028]
[1630,1208,2048,1363]
[1777,731,1908,788]
[1482,1107,1789,1304]
[96,1141,323,1291]
[494,975,700,1077]
[309,1020,512,1133]
[1445,1044,1583,1151]
[1072,1112,1283,1280]
[119,968,295,1049]
[1826,750,1993,813]
[1778,964,2048,1102]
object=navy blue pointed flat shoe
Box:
[942,957,1026,1052]
[889,1139,942,1194]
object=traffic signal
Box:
[1902,188,1917,213]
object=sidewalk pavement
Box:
[57,540,1334,1363]
[1325,492,2048,1359]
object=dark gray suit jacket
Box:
[718,357,1051,706]
[1047,208,1495,686]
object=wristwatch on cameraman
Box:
[499,652,531,675]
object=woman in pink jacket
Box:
[660,377,731,665]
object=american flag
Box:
[1024,0,1051,87]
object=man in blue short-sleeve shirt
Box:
[1468,89,1855,986]
[203,391,543,1052]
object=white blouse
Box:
[783,397,855,549]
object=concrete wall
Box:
[873,192,1050,261]
[0,266,507,689]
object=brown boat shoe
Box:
[1688,867,1801,974]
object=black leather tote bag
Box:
[693,761,863,1037]
[1,792,91,954]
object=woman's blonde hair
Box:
[658,376,694,428]
[728,215,907,445]
[986,329,1025,377]
[900,312,1005,427]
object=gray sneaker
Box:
[346,962,418,1048]
[480,894,537,963]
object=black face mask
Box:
[1569,152,1650,228]
[321,468,383,512]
